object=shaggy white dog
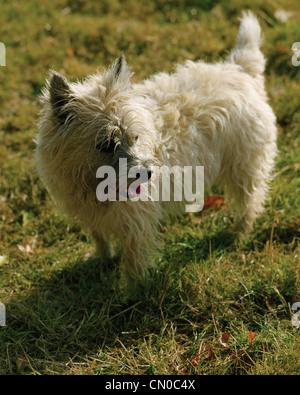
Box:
[35,12,277,287]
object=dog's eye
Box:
[96,140,115,153]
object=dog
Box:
[35,12,277,289]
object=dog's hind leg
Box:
[224,155,274,234]
[230,181,268,234]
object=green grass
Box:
[0,0,299,375]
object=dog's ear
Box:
[49,71,72,124]
[114,53,128,78]
[106,54,132,92]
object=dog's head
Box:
[36,55,159,202]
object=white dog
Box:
[35,12,277,288]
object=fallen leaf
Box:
[191,355,200,366]
[209,347,216,360]
[16,357,30,370]
[276,45,289,54]
[204,195,224,210]
[202,345,216,360]
[219,332,231,348]
[247,331,255,348]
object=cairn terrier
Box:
[35,12,277,288]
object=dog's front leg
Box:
[92,232,111,257]
[120,230,159,291]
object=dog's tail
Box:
[227,11,265,78]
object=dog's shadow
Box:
[3,228,239,367]
[3,255,134,371]
[4,222,292,373]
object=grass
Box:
[0,0,299,375]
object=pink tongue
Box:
[128,184,141,198]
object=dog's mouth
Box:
[97,169,152,202]
[117,182,141,199]
[127,183,141,199]
[117,169,152,200]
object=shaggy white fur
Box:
[35,12,277,287]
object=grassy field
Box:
[0,0,299,375]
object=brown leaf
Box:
[204,195,224,210]
[191,355,200,366]
[16,357,30,370]
[219,332,231,348]
[209,347,216,360]
[247,331,255,348]
[275,45,289,54]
